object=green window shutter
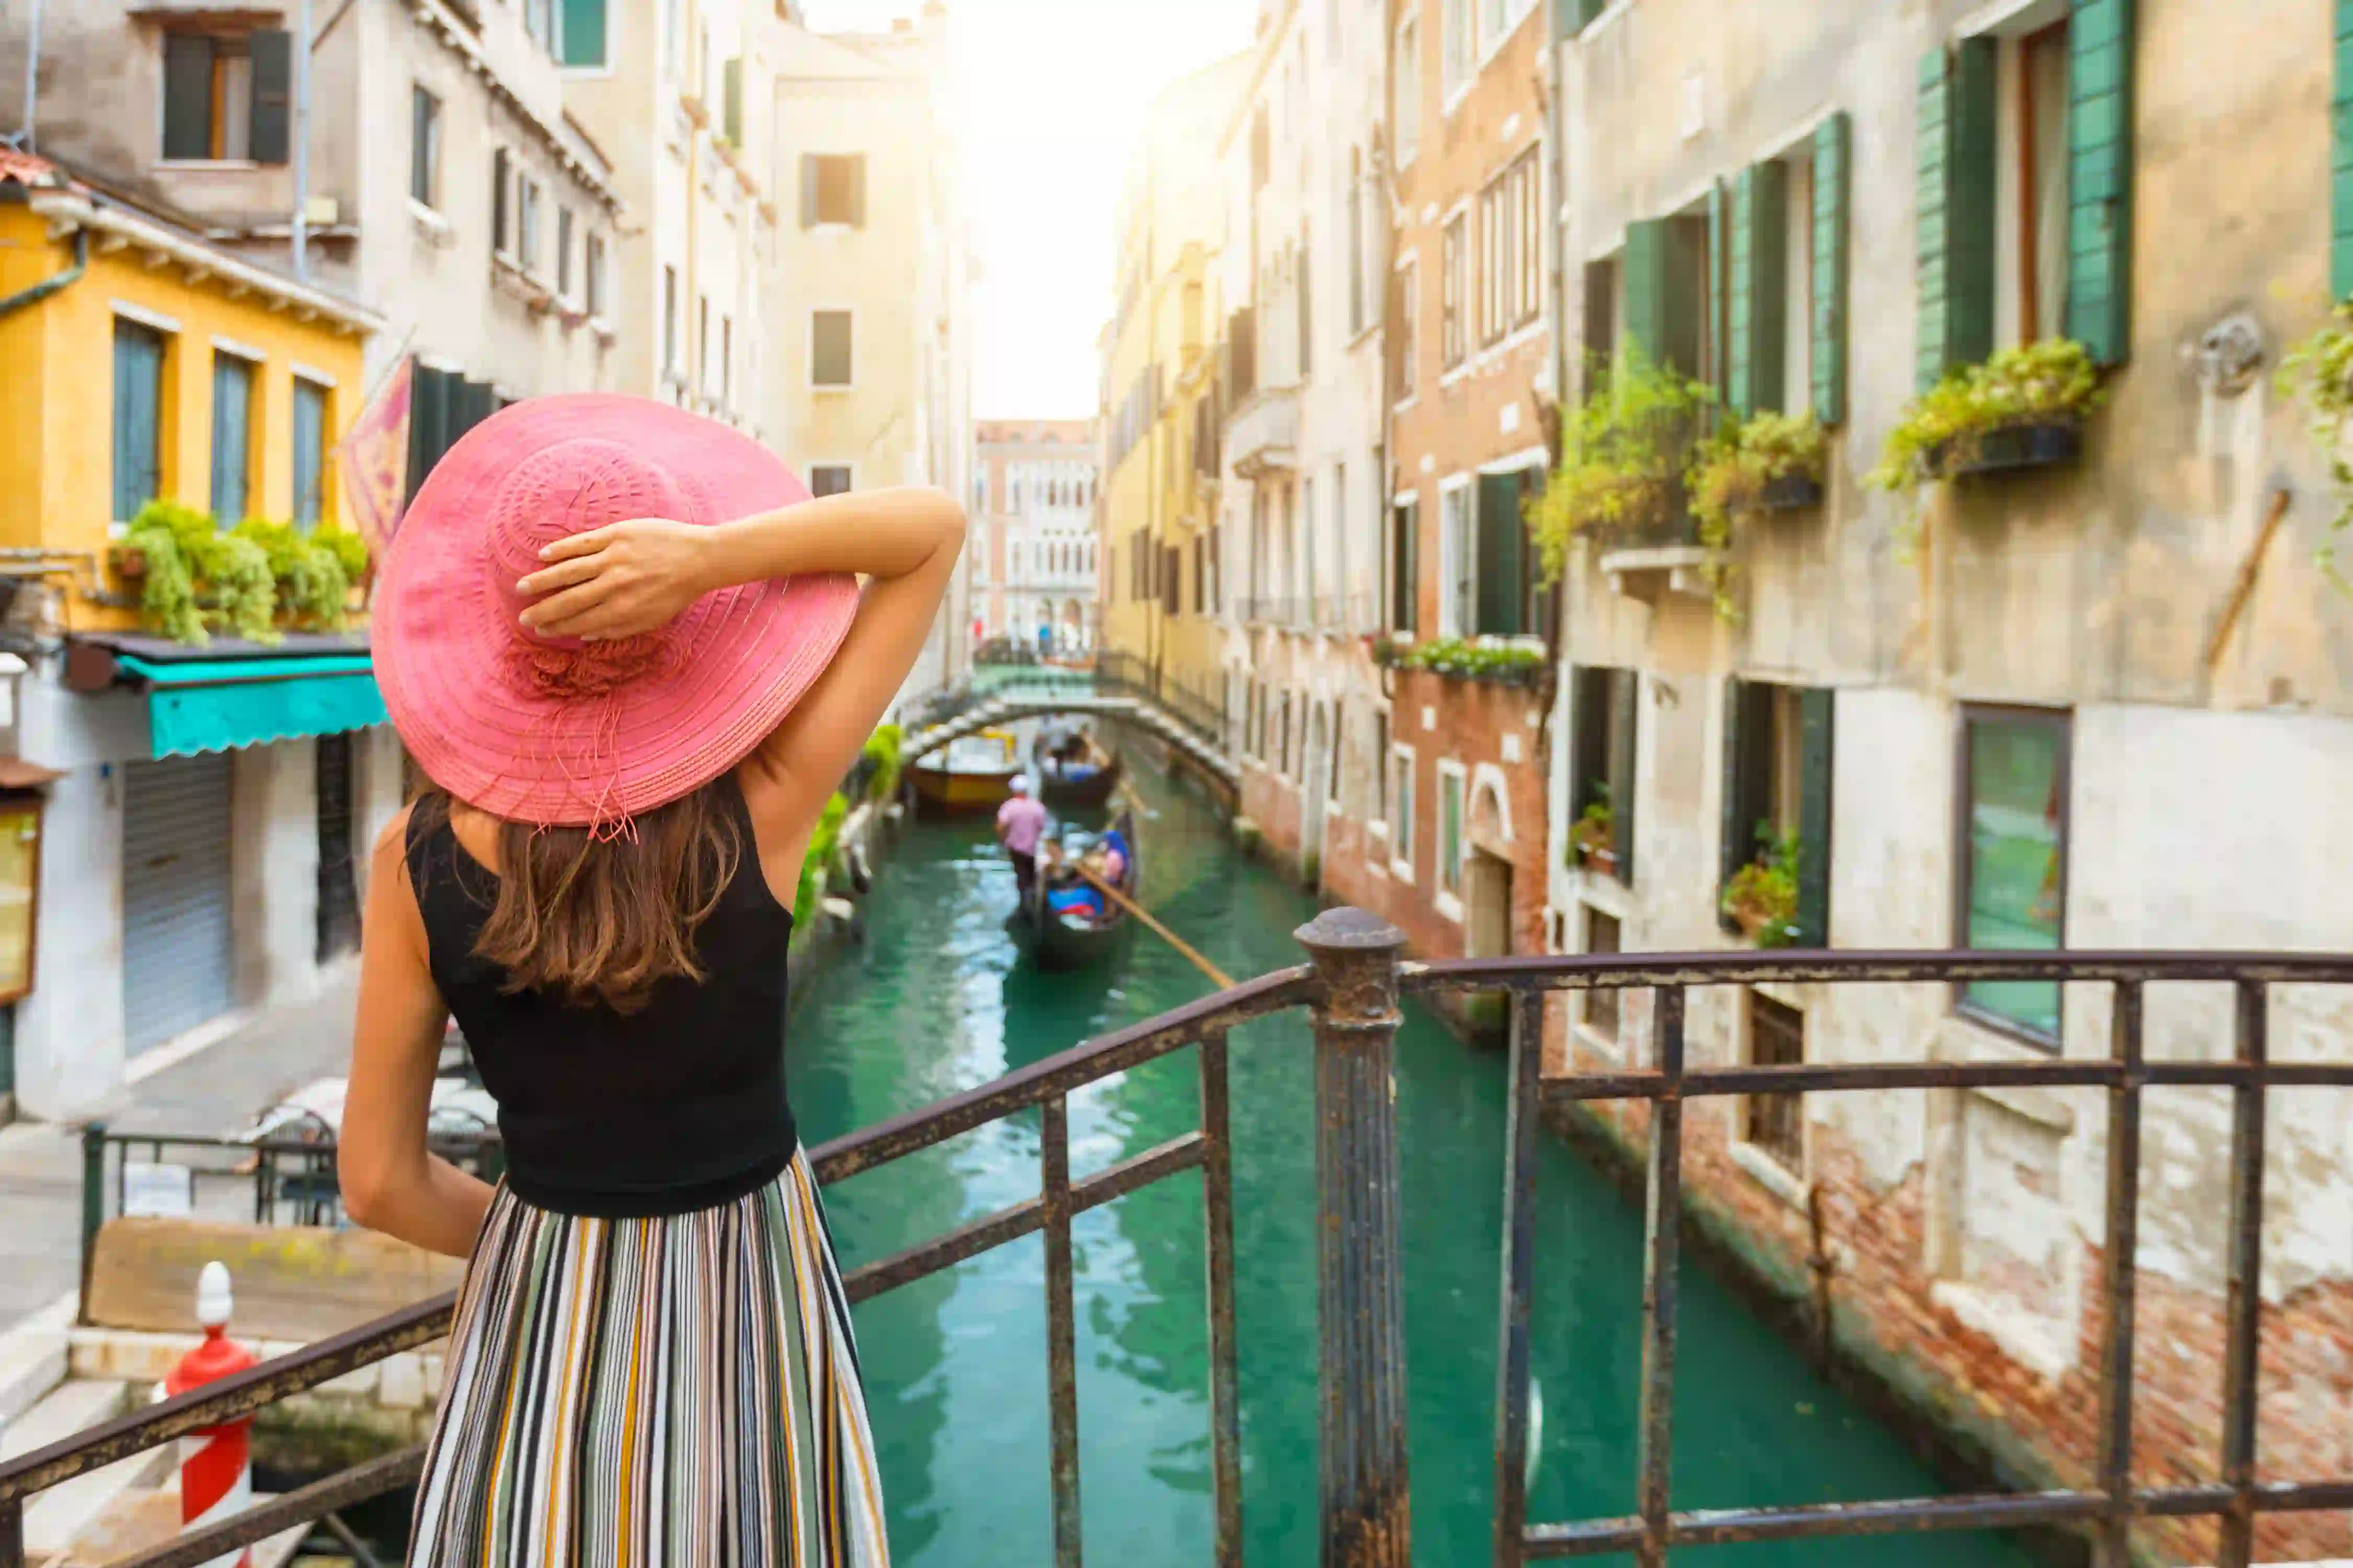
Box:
[2065,0,2135,365]
[1793,685,1836,947]
[1391,501,1419,634]
[1731,162,1790,416]
[209,354,253,522]
[112,322,166,522]
[162,34,213,161]
[405,364,455,505]
[249,29,293,165]
[1624,218,1703,379]
[1916,42,1996,389]
[561,0,607,66]
[723,56,744,145]
[1609,671,1638,884]
[1812,111,1852,424]
[492,147,510,251]
[1476,470,1525,636]
[1718,676,1747,905]
[1707,179,1730,406]
[1554,0,1606,39]
[2337,0,2353,298]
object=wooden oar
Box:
[1064,860,1233,990]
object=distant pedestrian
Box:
[345,394,953,1566]
[997,774,1047,905]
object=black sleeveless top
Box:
[405,777,797,1218]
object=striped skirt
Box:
[408,1150,889,1566]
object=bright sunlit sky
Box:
[798,0,1260,419]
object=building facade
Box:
[1338,0,1551,979]
[1546,1,2352,1558]
[972,420,1098,654]
[1213,0,1393,894]
[1100,52,1253,721]
[769,4,976,704]
[0,154,395,1121]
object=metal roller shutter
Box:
[316,734,359,963]
[122,754,236,1055]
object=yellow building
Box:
[0,152,401,1126]
[1100,53,1252,721]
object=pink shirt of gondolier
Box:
[996,795,1048,856]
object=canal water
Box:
[793,752,2039,1568]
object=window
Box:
[1441,213,1467,369]
[292,377,328,531]
[721,315,733,404]
[1389,495,1419,634]
[209,352,255,523]
[1743,992,1806,1172]
[491,148,512,255]
[1389,748,1419,873]
[1393,15,1421,166]
[409,86,441,207]
[1720,680,1834,944]
[1478,145,1542,343]
[1298,235,1314,376]
[1580,255,1618,398]
[1438,765,1467,897]
[525,0,556,52]
[560,0,608,67]
[585,233,607,317]
[1782,146,1816,415]
[804,154,867,227]
[556,208,575,297]
[662,266,679,374]
[1440,0,1472,102]
[161,30,289,164]
[1583,908,1622,1042]
[1570,666,1639,884]
[811,465,852,497]
[1395,256,1419,399]
[1473,465,1542,638]
[1437,481,1472,636]
[1373,712,1392,826]
[1957,707,2070,1043]
[812,310,854,387]
[697,297,713,395]
[2005,21,2072,346]
[112,319,166,523]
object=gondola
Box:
[1033,723,1124,810]
[1022,810,1139,969]
[909,728,1021,817]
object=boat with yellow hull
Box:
[909,729,1021,817]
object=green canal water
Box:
[791,755,2040,1568]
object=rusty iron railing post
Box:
[1296,907,1412,1568]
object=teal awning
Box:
[117,653,387,760]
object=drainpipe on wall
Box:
[8,0,40,154]
[0,225,87,321]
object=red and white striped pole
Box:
[161,1262,256,1568]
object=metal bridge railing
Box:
[5,916,2351,1568]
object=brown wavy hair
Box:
[425,787,744,1013]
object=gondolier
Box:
[996,774,1048,903]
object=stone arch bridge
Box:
[903,683,1239,798]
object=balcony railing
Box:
[6,933,2350,1568]
[1224,385,1299,478]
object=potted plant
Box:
[1721,827,1800,946]
[1870,339,2104,496]
[122,500,278,646]
[1690,410,1829,531]
[2281,297,2353,590]
[1569,786,1618,877]
[1530,347,1715,574]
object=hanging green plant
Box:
[1528,347,1715,580]
[122,503,207,646]
[2279,299,2353,593]
[1869,339,2104,497]
[862,724,904,802]
[793,791,852,930]
[124,499,280,645]
[230,519,355,630]
[1380,634,1545,686]
[1686,411,1830,622]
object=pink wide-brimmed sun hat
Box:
[375,394,859,829]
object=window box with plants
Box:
[2282,297,2353,590]
[1370,633,1545,689]
[1691,411,1829,531]
[1569,788,1620,879]
[1720,827,1800,947]
[1530,348,1715,569]
[1870,339,2104,496]
[113,500,370,646]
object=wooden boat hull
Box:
[1037,754,1123,810]
[1022,810,1139,969]
[910,765,1017,817]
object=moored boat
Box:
[1034,723,1123,810]
[909,729,1022,817]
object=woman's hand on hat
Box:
[516,518,714,640]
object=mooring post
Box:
[1295,907,1411,1568]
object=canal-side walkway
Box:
[0,970,362,1335]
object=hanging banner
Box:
[335,354,414,554]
